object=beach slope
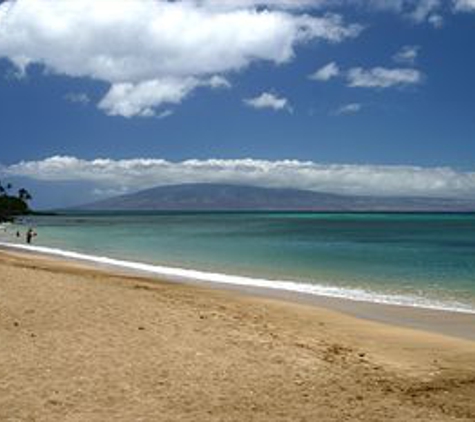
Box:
[1,251,475,421]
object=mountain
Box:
[74,183,475,212]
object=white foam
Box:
[1,241,474,315]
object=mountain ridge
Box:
[73,183,475,212]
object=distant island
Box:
[74,183,475,212]
[0,181,32,222]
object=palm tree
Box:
[0,183,33,222]
[18,188,32,202]
[0,181,13,196]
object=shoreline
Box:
[2,247,475,420]
[1,241,475,342]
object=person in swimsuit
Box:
[26,228,36,244]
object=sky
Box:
[0,0,474,208]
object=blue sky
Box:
[0,0,474,208]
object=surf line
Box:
[1,241,474,315]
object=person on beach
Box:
[26,228,36,244]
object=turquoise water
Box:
[4,212,475,312]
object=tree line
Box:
[0,180,33,222]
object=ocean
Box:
[2,211,475,313]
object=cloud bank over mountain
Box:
[3,156,474,199]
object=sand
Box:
[1,250,475,421]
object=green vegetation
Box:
[0,181,32,222]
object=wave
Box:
[1,241,474,315]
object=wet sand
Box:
[1,249,475,421]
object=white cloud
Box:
[348,0,445,27]
[157,110,174,119]
[309,61,340,81]
[408,0,441,23]
[190,0,453,24]
[347,67,423,88]
[393,45,420,65]
[189,0,332,10]
[453,0,475,11]
[334,102,362,115]
[98,77,196,118]
[208,75,232,89]
[244,92,291,111]
[309,62,423,90]
[428,14,444,27]
[97,75,230,118]
[3,156,475,199]
[0,0,361,117]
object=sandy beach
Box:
[1,249,475,421]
